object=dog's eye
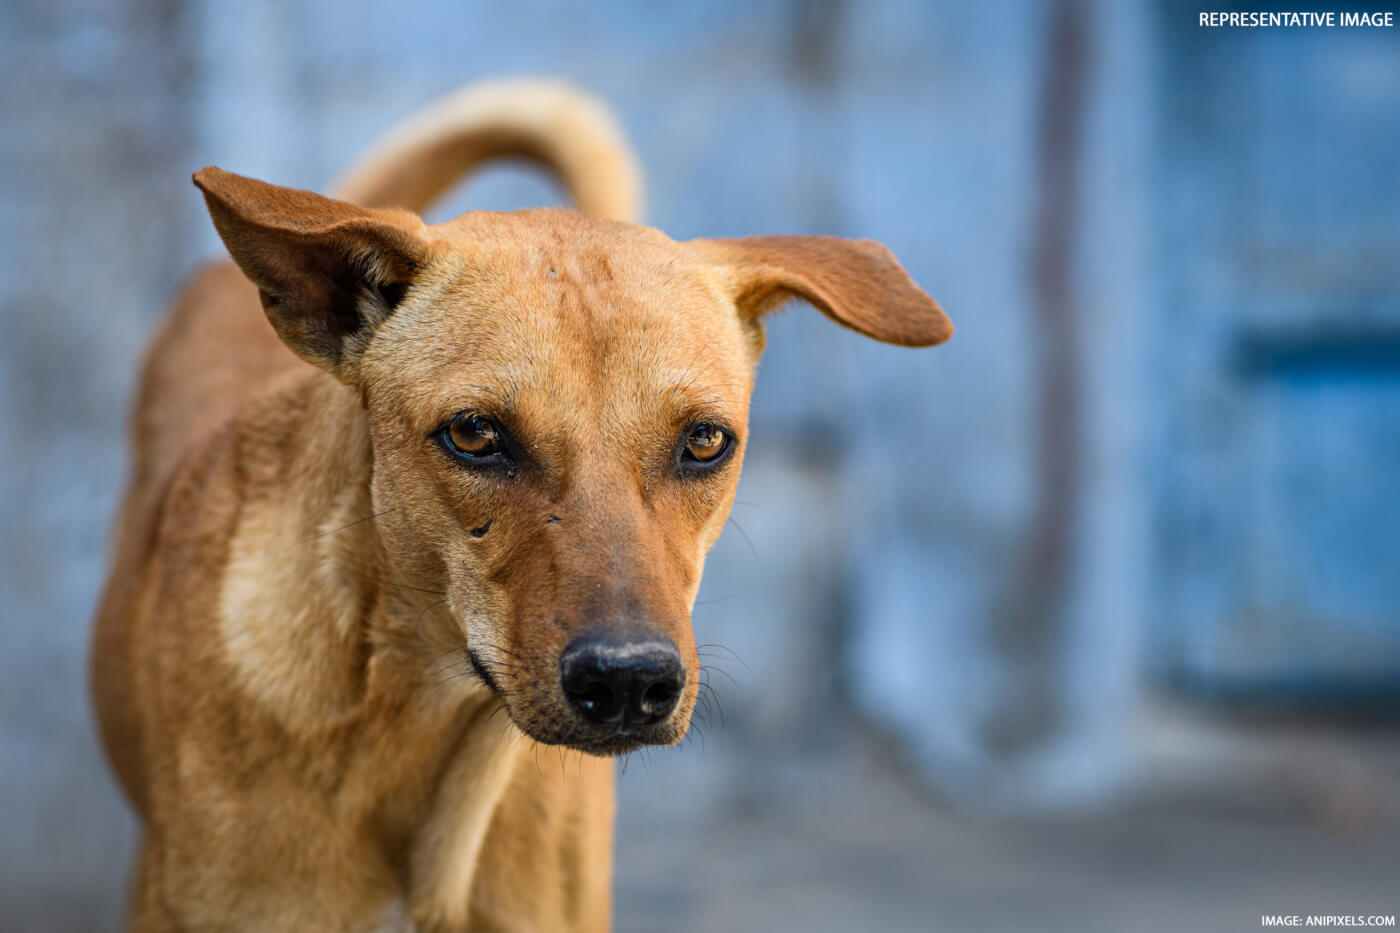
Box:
[685,425,726,461]
[680,423,731,468]
[444,414,502,458]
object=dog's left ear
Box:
[690,235,952,348]
[194,166,429,380]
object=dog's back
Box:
[91,79,643,814]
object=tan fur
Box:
[92,79,951,932]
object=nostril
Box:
[637,678,680,722]
[642,680,676,706]
[573,679,622,723]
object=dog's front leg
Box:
[463,749,616,933]
[405,726,524,931]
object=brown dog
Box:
[91,79,951,932]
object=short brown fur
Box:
[92,80,950,932]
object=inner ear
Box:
[375,280,410,311]
[690,235,952,348]
[194,166,428,379]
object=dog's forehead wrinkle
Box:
[382,296,748,436]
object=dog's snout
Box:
[560,634,683,730]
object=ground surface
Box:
[614,723,1400,933]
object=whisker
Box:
[724,516,760,565]
[696,643,750,671]
[426,668,474,690]
[686,719,707,754]
[326,553,447,597]
[698,679,727,729]
[487,644,528,662]
[413,599,449,641]
[703,664,741,691]
[311,507,397,540]
[694,592,739,606]
[373,578,448,596]
[425,646,468,677]
[696,691,714,727]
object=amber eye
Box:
[682,423,730,465]
[445,414,502,458]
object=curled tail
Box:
[331,78,642,223]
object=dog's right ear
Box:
[194,166,429,380]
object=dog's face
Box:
[359,212,759,755]
[196,167,951,755]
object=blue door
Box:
[1152,6,1400,706]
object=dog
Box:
[91,79,951,932]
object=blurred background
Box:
[3,1,1398,930]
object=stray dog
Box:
[92,79,951,932]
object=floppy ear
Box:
[193,166,429,379]
[690,236,952,348]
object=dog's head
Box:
[195,167,951,756]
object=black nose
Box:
[560,634,684,729]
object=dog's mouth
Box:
[465,646,689,757]
[465,648,505,697]
[565,731,674,757]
